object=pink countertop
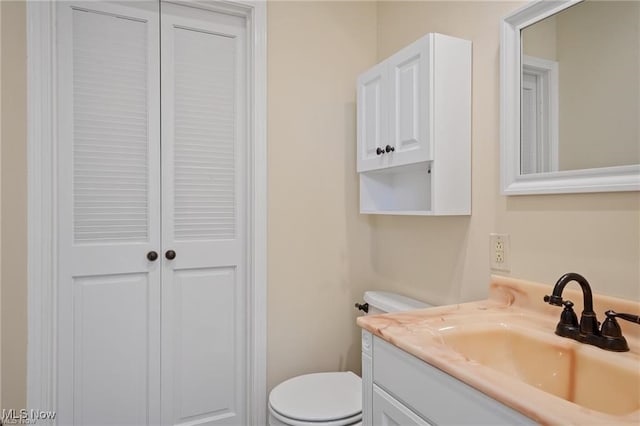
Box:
[357,275,640,425]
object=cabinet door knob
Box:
[165,250,176,260]
[147,251,158,261]
[385,145,395,153]
[376,147,384,155]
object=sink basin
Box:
[440,323,640,416]
[358,276,640,424]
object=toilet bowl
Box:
[268,372,362,426]
[268,291,430,426]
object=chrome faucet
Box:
[544,272,639,352]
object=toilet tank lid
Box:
[364,291,430,313]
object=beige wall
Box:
[1,0,27,411]
[266,1,377,391]
[556,0,639,170]
[373,1,518,305]
[522,14,557,60]
[374,1,640,306]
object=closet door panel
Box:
[171,268,238,419]
[161,4,247,425]
[72,274,151,425]
[56,2,161,424]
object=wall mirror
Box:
[501,0,640,194]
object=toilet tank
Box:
[363,291,431,315]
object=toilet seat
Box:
[269,405,361,426]
[268,371,362,425]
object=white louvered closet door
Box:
[56,2,162,425]
[160,3,247,425]
[56,1,247,424]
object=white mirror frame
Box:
[500,0,640,195]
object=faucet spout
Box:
[549,272,595,313]
[545,272,598,336]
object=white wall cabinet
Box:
[357,33,471,215]
[361,332,536,426]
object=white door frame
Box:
[521,54,559,174]
[25,0,267,423]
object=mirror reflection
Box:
[520,0,639,175]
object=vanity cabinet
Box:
[361,331,536,426]
[356,33,472,215]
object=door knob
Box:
[147,251,158,261]
[385,145,395,153]
[376,147,384,155]
[165,250,176,260]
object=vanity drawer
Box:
[372,337,535,425]
[373,384,432,426]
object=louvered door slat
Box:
[173,27,236,241]
[72,9,150,243]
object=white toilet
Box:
[268,291,430,426]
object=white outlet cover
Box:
[490,233,510,272]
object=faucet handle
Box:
[602,313,624,338]
[552,299,579,338]
[600,311,631,351]
[605,310,640,324]
[559,300,579,328]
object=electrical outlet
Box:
[490,233,510,271]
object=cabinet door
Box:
[388,36,431,167]
[373,385,432,426]
[357,62,389,172]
